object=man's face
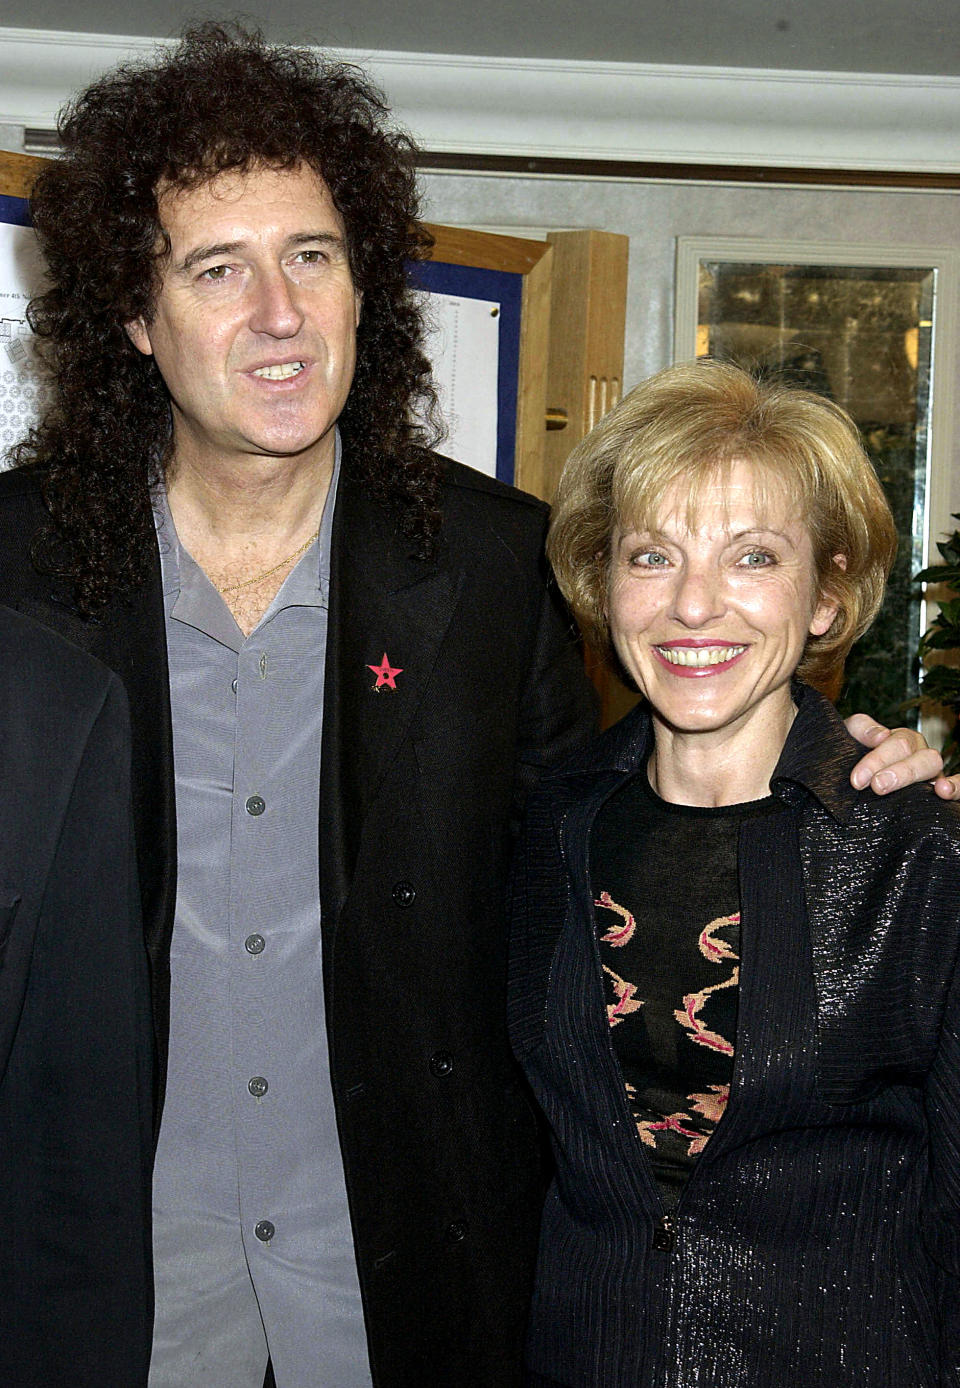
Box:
[126,162,360,474]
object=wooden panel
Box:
[542,229,629,503]
[542,229,632,725]
[512,243,553,498]
[0,151,48,199]
[423,223,550,276]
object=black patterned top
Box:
[590,773,777,1209]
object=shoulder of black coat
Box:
[438,455,549,518]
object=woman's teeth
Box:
[657,645,745,667]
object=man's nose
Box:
[249,268,304,338]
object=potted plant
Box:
[915,516,960,774]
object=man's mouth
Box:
[655,645,746,668]
[252,361,305,380]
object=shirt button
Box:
[445,1220,468,1244]
[231,678,238,693]
[392,880,416,908]
[245,795,266,817]
[245,934,265,955]
[255,1220,275,1243]
[248,1076,268,1098]
[429,1051,454,1078]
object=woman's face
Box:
[608,459,839,742]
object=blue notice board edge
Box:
[408,259,522,486]
[0,194,32,228]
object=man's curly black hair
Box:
[14,22,443,612]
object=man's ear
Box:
[124,319,154,356]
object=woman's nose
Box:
[670,565,725,627]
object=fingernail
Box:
[873,771,894,793]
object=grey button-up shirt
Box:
[149,447,372,1388]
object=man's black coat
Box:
[0,604,153,1385]
[0,456,595,1386]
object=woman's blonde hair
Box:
[547,358,898,695]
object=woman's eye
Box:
[630,550,669,568]
[738,549,775,568]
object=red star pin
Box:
[367,652,403,690]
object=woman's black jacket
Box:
[509,683,960,1386]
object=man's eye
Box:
[296,249,326,264]
[200,264,230,281]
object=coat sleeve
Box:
[0,670,154,1386]
[906,799,960,1386]
[507,780,572,1063]
[923,940,960,1386]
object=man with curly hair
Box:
[0,23,595,1388]
[0,21,947,1388]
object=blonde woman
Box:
[511,360,960,1387]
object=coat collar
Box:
[546,680,863,823]
[769,682,862,823]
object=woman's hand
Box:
[845,714,959,797]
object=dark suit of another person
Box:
[0,605,153,1386]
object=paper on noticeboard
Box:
[420,290,500,479]
[0,218,49,459]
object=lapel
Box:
[91,559,176,982]
[320,470,460,931]
[509,706,650,1059]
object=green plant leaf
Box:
[919,671,960,708]
[915,564,960,585]
[920,628,960,652]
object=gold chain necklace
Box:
[215,529,320,597]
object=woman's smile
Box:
[652,641,748,675]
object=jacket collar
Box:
[769,682,862,823]
[547,680,862,824]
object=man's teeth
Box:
[657,645,745,668]
[253,362,304,380]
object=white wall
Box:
[4,26,960,173]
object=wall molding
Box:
[3,25,960,174]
